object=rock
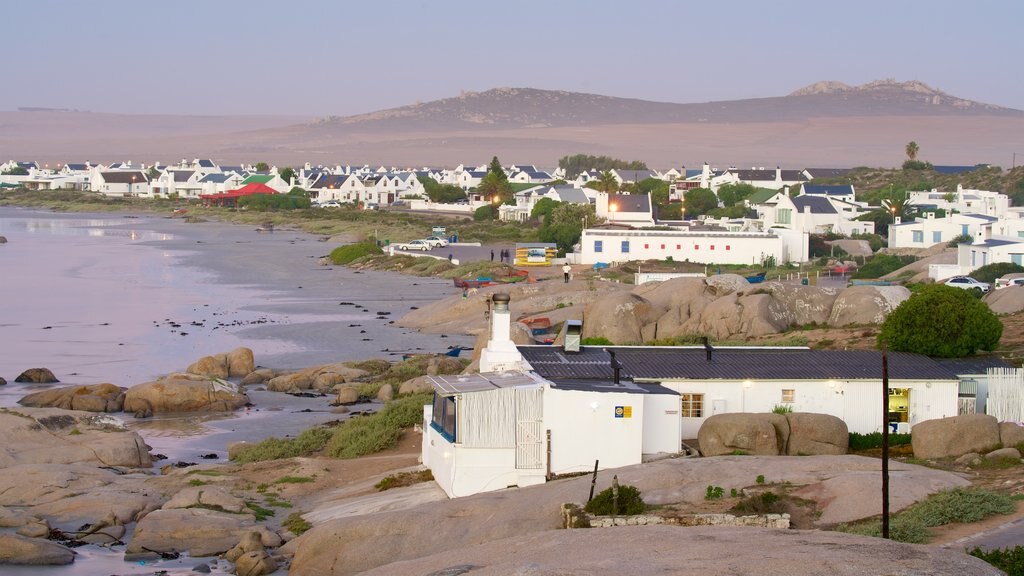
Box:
[999,421,1024,449]
[399,376,433,395]
[954,452,982,466]
[226,531,266,562]
[14,368,59,383]
[0,235,6,243]
[704,274,750,296]
[785,413,849,455]
[269,363,370,393]
[332,406,350,414]
[267,372,314,393]
[912,414,1001,459]
[127,508,280,558]
[984,286,1024,314]
[0,534,74,565]
[582,292,663,344]
[18,383,125,412]
[123,378,248,414]
[187,356,229,379]
[697,413,789,456]
[162,486,248,514]
[426,356,464,376]
[376,384,394,402]
[241,368,275,386]
[984,447,1022,461]
[0,409,151,468]
[15,518,50,538]
[28,488,158,532]
[0,377,6,385]
[336,386,360,405]
[226,347,255,377]
[234,550,277,576]
[828,285,910,326]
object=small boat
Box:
[745,271,767,284]
[849,279,895,286]
[522,317,552,335]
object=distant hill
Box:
[310,80,1024,132]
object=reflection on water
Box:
[129,411,239,437]
[16,217,175,242]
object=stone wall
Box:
[561,503,789,530]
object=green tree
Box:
[905,141,919,161]
[254,162,270,172]
[878,284,1002,357]
[417,176,466,203]
[683,188,718,218]
[473,204,498,221]
[538,202,593,254]
[1,166,29,176]
[967,262,1024,284]
[557,154,648,179]
[488,156,505,178]
[530,197,560,221]
[716,183,757,207]
[596,170,619,193]
[478,156,513,204]
[146,166,161,180]
[279,167,296,185]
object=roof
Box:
[518,346,963,381]
[552,186,590,204]
[607,192,651,214]
[791,195,837,214]
[978,238,1024,248]
[64,163,89,171]
[99,171,147,184]
[803,168,852,179]
[613,169,655,182]
[171,170,195,182]
[746,188,780,204]
[196,159,216,168]
[311,174,352,189]
[934,356,1013,376]
[241,174,274,185]
[732,169,807,182]
[199,173,231,183]
[803,184,854,196]
[429,371,544,394]
[200,182,278,199]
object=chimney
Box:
[479,293,528,372]
[703,336,714,362]
[607,349,622,384]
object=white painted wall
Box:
[579,229,791,266]
[642,393,682,455]
[544,388,645,475]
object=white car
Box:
[394,239,432,251]
[994,274,1024,290]
[423,236,449,248]
[943,276,991,293]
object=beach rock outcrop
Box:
[785,413,849,455]
[398,376,433,395]
[227,532,278,576]
[0,235,6,244]
[1000,421,1024,448]
[0,408,150,467]
[127,508,280,558]
[162,486,247,514]
[186,347,256,379]
[985,286,1024,315]
[14,368,59,383]
[583,292,663,344]
[0,534,74,565]
[0,377,6,386]
[336,386,360,405]
[912,414,1001,459]
[376,383,394,402]
[698,413,790,456]
[18,383,125,412]
[268,363,369,393]
[123,378,248,415]
[241,368,275,386]
[828,285,910,326]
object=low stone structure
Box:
[561,503,790,529]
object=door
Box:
[515,388,544,470]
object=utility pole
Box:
[881,345,891,539]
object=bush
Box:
[968,262,1024,284]
[948,233,973,247]
[730,491,782,515]
[877,284,1003,357]
[584,484,645,515]
[851,254,917,279]
[324,393,431,459]
[771,405,793,414]
[848,432,913,450]
[970,546,1024,575]
[899,487,1014,527]
[329,241,383,265]
[230,426,334,463]
[581,336,614,346]
[473,204,497,221]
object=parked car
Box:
[995,273,1024,290]
[423,236,449,248]
[394,239,432,251]
[319,200,340,208]
[943,276,991,293]
[365,203,380,210]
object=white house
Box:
[578,227,806,266]
[596,192,655,226]
[889,213,996,249]
[499,185,592,222]
[90,170,150,196]
[907,186,1010,218]
[757,194,875,236]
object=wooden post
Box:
[545,430,552,480]
[612,475,620,518]
[587,460,599,503]
[882,345,890,539]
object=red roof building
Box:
[200,182,278,207]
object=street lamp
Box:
[609,203,618,223]
[130,175,136,197]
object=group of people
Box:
[490,248,511,263]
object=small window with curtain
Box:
[681,393,704,418]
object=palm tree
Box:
[597,170,619,193]
[905,141,919,161]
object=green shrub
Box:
[375,469,434,491]
[274,475,315,484]
[947,233,973,247]
[585,484,646,515]
[230,426,335,463]
[283,512,312,535]
[329,241,383,265]
[324,394,431,459]
[771,404,793,414]
[581,336,614,346]
[473,204,497,221]
[851,254,917,279]
[878,284,1003,357]
[899,487,1014,527]
[756,475,765,485]
[969,546,1024,575]
[848,432,913,450]
[705,485,725,500]
[969,262,1024,284]
[245,501,275,521]
[730,491,782,515]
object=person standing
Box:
[562,263,572,283]
[490,249,494,262]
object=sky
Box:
[5,0,1023,117]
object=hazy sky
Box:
[6,0,1022,117]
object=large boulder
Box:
[127,508,280,558]
[985,287,1024,315]
[18,383,125,412]
[0,409,150,468]
[0,534,74,565]
[1000,421,1024,449]
[162,486,248,514]
[704,274,750,296]
[267,372,314,392]
[187,355,230,379]
[582,292,663,344]
[912,414,1001,459]
[123,378,248,415]
[268,363,369,393]
[682,292,786,339]
[226,347,255,377]
[697,413,790,456]
[757,282,838,327]
[785,412,849,455]
[241,368,275,386]
[14,368,59,383]
[398,376,433,395]
[828,285,910,326]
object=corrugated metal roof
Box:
[519,346,962,381]
[429,371,543,395]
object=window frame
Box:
[680,393,704,418]
[781,389,796,404]
[430,392,457,442]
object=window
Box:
[781,389,795,403]
[694,244,700,250]
[912,231,923,243]
[932,231,942,243]
[431,393,457,442]
[594,240,603,253]
[777,208,792,225]
[726,245,731,251]
[621,240,630,253]
[1012,254,1023,265]
[660,244,665,249]
[710,245,715,250]
[962,224,970,236]
[644,244,649,249]
[681,393,704,418]
[676,244,681,249]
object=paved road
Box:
[947,516,1024,552]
